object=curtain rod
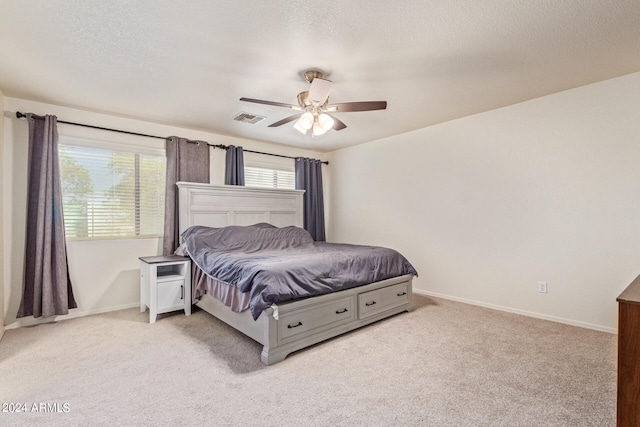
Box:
[16,111,168,141]
[211,144,329,165]
[16,111,328,165]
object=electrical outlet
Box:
[538,281,548,293]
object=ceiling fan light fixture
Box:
[312,121,328,137]
[317,113,334,131]
[297,112,314,130]
[293,120,308,134]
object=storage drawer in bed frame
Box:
[278,296,356,344]
[358,282,410,319]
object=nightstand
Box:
[139,255,191,323]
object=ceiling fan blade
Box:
[240,97,301,110]
[308,78,332,106]
[326,101,387,112]
[268,114,302,127]
[328,114,347,131]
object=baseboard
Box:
[4,303,140,330]
[5,291,616,334]
[413,289,616,334]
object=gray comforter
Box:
[181,224,418,320]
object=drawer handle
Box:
[365,301,377,307]
[287,321,303,329]
[335,308,348,314]
[397,291,407,297]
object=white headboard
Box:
[176,182,305,235]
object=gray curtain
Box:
[295,157,326,241]
[163,137,210,255]
[224,145,245,185]
[17,114,77,318]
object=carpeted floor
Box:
[0,295,616,426]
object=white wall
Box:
[0,88,5,340]
[3,97,327,328]
[328,72,640,332]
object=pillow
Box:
[181,224,313,253]
[247,222,277,229]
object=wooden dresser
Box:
[617,274,640,426]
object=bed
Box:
[177,182,417,365]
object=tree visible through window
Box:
[59,144,166,239]
[59,149,93,237]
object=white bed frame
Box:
[177,182,415,365]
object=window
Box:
[59,138,166,239]
[244,166,295,189]
[243,151,295,190]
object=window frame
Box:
[243,151,296,190]
[58,135,166,241]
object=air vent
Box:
[233,112,265,125]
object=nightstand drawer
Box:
[358,282,409,319]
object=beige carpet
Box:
[0,295,616,426]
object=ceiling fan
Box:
[240,70,387,137]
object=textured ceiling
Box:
[1,1,640,152]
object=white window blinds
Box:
[243,151,296,190]
[244,166,295,189]
[59,143,166,239]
